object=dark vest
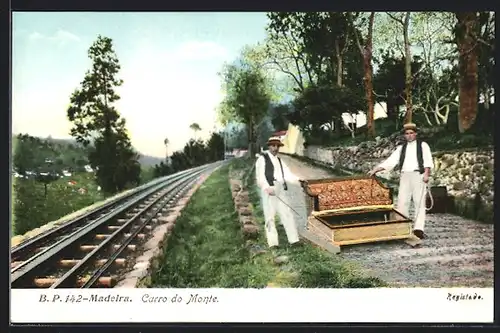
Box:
[398,139,425,174]
[262,153,288,191]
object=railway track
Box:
[11,162,221,289]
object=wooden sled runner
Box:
[300,176,419,252]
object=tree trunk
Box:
[247,118,255,156]
[335,39,343,87]
[403,12,413,124]
[350,12,375,138]
[364,12,376,138]
[386,99,396,122]
[456,12,479,133]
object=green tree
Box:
[217,51,272,155]
[270,103,292,131]
[205,131,225,161]
[226,126,248,150]
[267,12,366,137]
[348,12,376,137]
[13,134,36,175]
[67,35,140,194]
[163,137,169,162]
[189,123,201,140]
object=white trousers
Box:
[260,183,300,247]
[397,171,427,231]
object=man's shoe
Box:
[413,229,426,239]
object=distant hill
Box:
[12,134,165,167]
[138,154,164,167]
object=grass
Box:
[146,163,276,288]
[146,157,385,288]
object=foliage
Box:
[269,103,292,131]
[217,47,273,154]
[66,35,140,195]
[140,166,156,185]
[13,173,104,236]
[13,134,89,175]
[217,11,495,148]
[189,123,202,139]
[152,131,225,178]
[225,125,249,150]
[11,133,104,235]
[289,85,365,140]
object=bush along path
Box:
[144,158,384,288]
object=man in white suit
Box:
[255,136,302,248]
[368,123,434,239]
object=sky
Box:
[12,12,269,157]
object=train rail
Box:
[11,162,221,288]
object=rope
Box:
[412,183,434,228]
[425,185,434,211]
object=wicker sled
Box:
[301,176,415,249]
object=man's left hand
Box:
[423,174,429,183]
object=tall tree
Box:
[475,12,495,111]
[349,12,376,137]
[217,48,272,155]
[269,103,292,131]
[67,35,140,194]
[454,12,481,133]
[205,131,225,161]
[163,137,170,163]
[386,12,413,123]
[265,12,316,94]
[189,123,201,140]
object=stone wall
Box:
[228,167,260,240]
[299,132,494,221]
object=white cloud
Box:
[28,29,80,43]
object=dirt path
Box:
[279,154,494,288]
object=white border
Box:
[11,288,493,323]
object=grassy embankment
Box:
[145,157,384,288]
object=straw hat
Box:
[266,136,284,147]
[403,122,418,132]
